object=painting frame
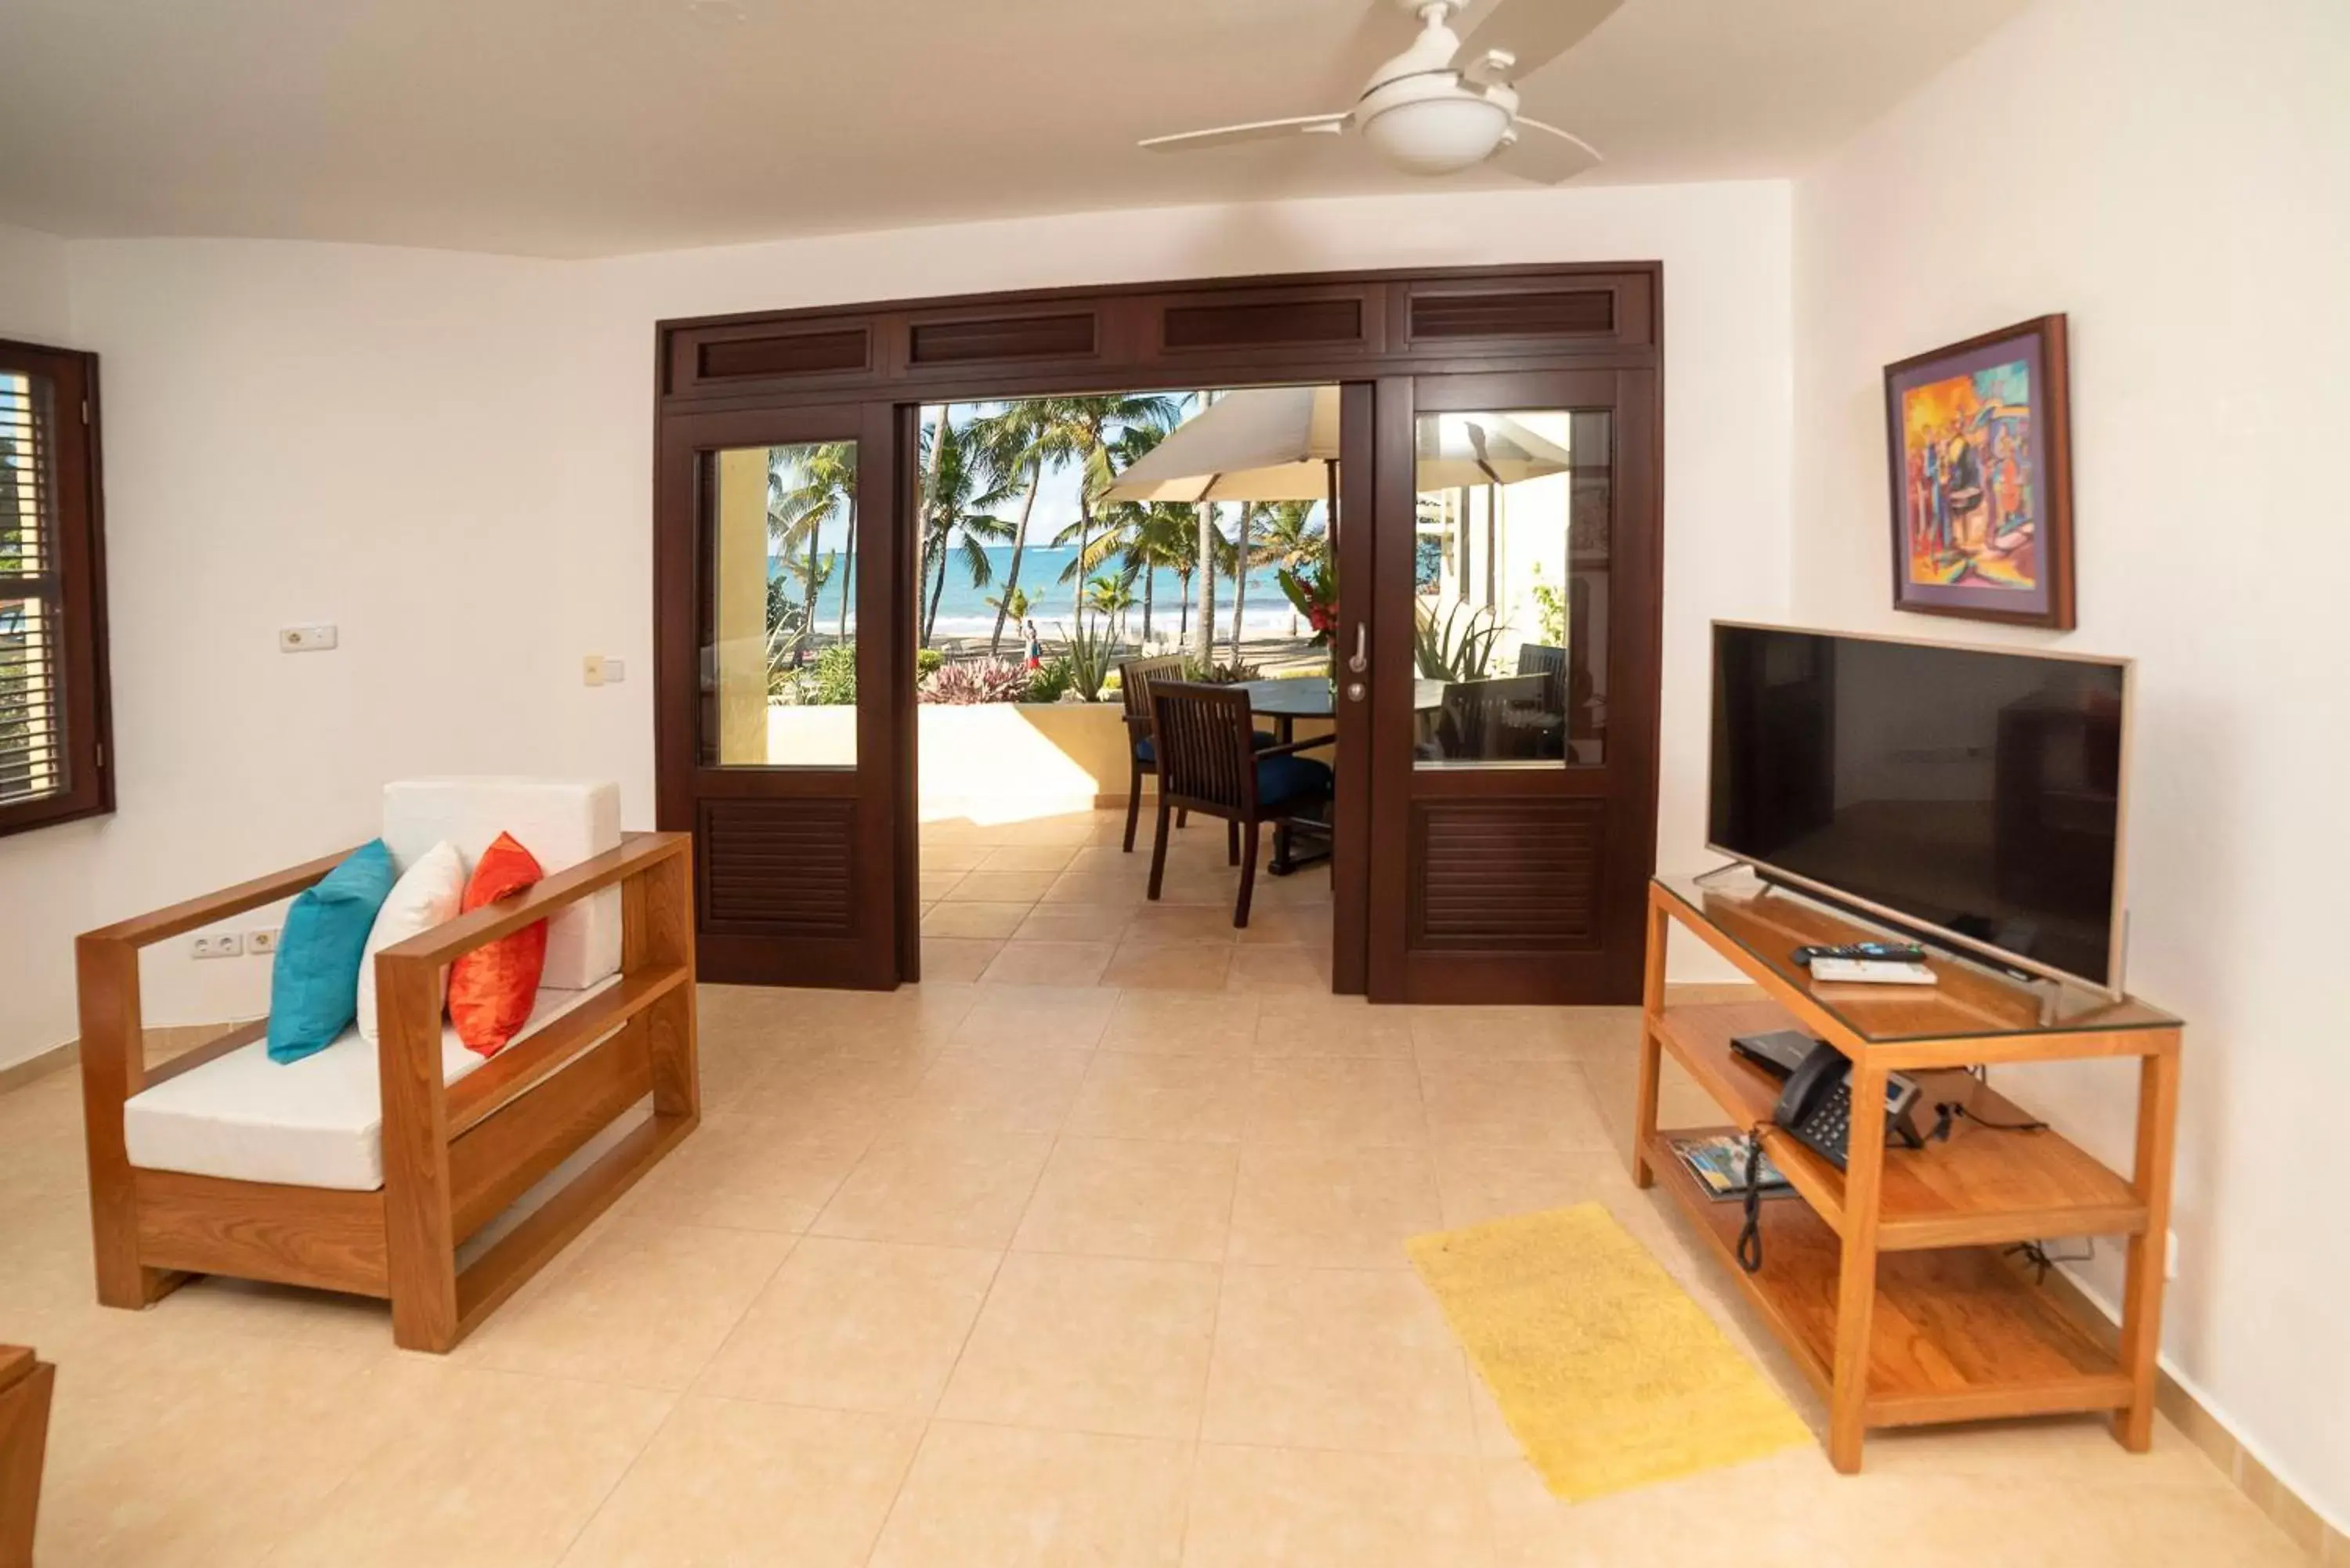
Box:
[1883,313,2075,630]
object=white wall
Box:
[0,179,1789,1064]
[1791,0,2349,1526]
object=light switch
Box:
[602,659,626,684]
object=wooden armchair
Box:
[1145,681,1333,927]
[76,807,697,1353]
[0,1347,52,1568]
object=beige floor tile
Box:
[1250,994,1415,1058]
[1150,872,1246,909]
[1123,904,1246,945]
[1427,1145,1647,1231]
[895,1046,1094,1136]
[920,869,971,901]
[978,844,1082,873]
[1234,906,1335,947]
[1103,942,1236,991]
[1201,1265,1477,1456]
[1246,1059,1430,1147]
[953,984,1121,1050]
[867,1422,1191,1568]
[1102,991,1262,1057]
[730,1055,927,1146]
[981,940,1117,986]
[1229,1143,1444,1268]
[938,1252,1220,1439]
[924,901,1038,940]
[1064,844,1139,874]
[812,1129,1054,1248]
[459,1219,793,1390]
[561,1397,923,1568]
[1418,1060,1613,1151]
[1010,905,1136,944]
[1182,1445,1494,1568]
[266,1366,676,1568]
[1224,946,1332,994]
[1041,871,1152,907]
[696,1235,999,1416]
[920,843,994,872]
[1005,815,1104,846]
[618,1114,864,1233]
[1408,1006,1588,1063]
[950,870,1064,904]
[924,937,1007,984]
[1012,1137,1240,1263]
[1066,1053,1253,1143]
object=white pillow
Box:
[355,840,467,1045]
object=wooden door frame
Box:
[654,263,1665,995]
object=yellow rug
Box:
[1407,1202,1810,1501]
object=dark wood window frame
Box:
[0,338,113,837]
[654,263,1663,998]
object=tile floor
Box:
[0,807,2312,1565]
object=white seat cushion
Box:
[380,778,622,991]
[124,981,619,1191]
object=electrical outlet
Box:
[248,928,280,956]
[280,623,339,652]
[2164,1229,2179,1281]
[582,654,607,687]
[192,933,244,959]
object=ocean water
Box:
[775,544,1308,639]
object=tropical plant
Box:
[1277,556,1340,647]
[920,659,1030,704]
[1412,601,1502,681]
[916,648,945,679]
[965,402,1085,656]
[1179,654,1260,685]
[1029,393,1184,625]
[769,443,855,669]
[1528,562,1567,646]
[1025,656,1075,703]
[783,641,858,706]
[1255,501,1327,635]
[914,410,1019,649]
[1055,617,1119,703]
[1085,571,1139,648]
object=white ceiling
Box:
[0,0,2030,259]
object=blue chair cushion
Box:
[1255,753,1334,811]
[266,839,398,1064]
[1134,730,1278,764]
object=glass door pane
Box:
[1410,409,1609,768]
[700,440,859,768]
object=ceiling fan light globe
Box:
[1360,96,1513,175]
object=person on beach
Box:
[1024,620,1043,671]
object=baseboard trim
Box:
[0,1040,75,1095]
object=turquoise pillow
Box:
[267,839,398,1064]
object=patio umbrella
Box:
[1101,385,1574,504]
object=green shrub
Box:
[804,642,858,706]
[1025,657,1074,703]
[916,648,945,678]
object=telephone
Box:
[1772,1043,1923,1171]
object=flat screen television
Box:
[1708,623,2131,993]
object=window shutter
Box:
[0,368,67,809]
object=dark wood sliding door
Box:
[1365,369,1661,1003]
[655,402,910,988]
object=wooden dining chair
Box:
[1437,673,1553,761]
[1146,682,1333,927]
[1116,655,1278,853]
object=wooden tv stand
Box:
[1635,873,2182,1474]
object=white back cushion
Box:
[381,778,621,989]
[355,839,466,1043]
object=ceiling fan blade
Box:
[1140,114,1351,154]
[1493,117,1602,185]
[1455,0,1625,79]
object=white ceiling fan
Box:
[1141,0,1625,183]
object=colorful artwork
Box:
[1883,316,2074,630]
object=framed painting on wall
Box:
[1883,314,2074,629]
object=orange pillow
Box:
[447,833,549,1057]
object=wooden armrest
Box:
[0,1346,32,1394]
[376,832,688,970]
[78,847,361,952]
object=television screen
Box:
[1708,624,2129,990]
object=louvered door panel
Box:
[698,798,856,936]
[1408,801,1604,952]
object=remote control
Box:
[1808,956,1937,986]
[1791,941,1929,966]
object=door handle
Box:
[1347,623,1368,674]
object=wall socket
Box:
[191,933,244,959]
[582,655,627,687]
[279,623,339,652]
[248,928,280,956]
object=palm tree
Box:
[1227,502,1264,665]
[1020,393,1183,626]
[769,443,855,669]
[914,415,1018,649]
[967,401,1082,657]
[1121,504,1197,648]
[1086,569,1140,649]
[1253,500,1327,635]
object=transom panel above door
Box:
[1365,369,1661,1004]
[655,403,909,988]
